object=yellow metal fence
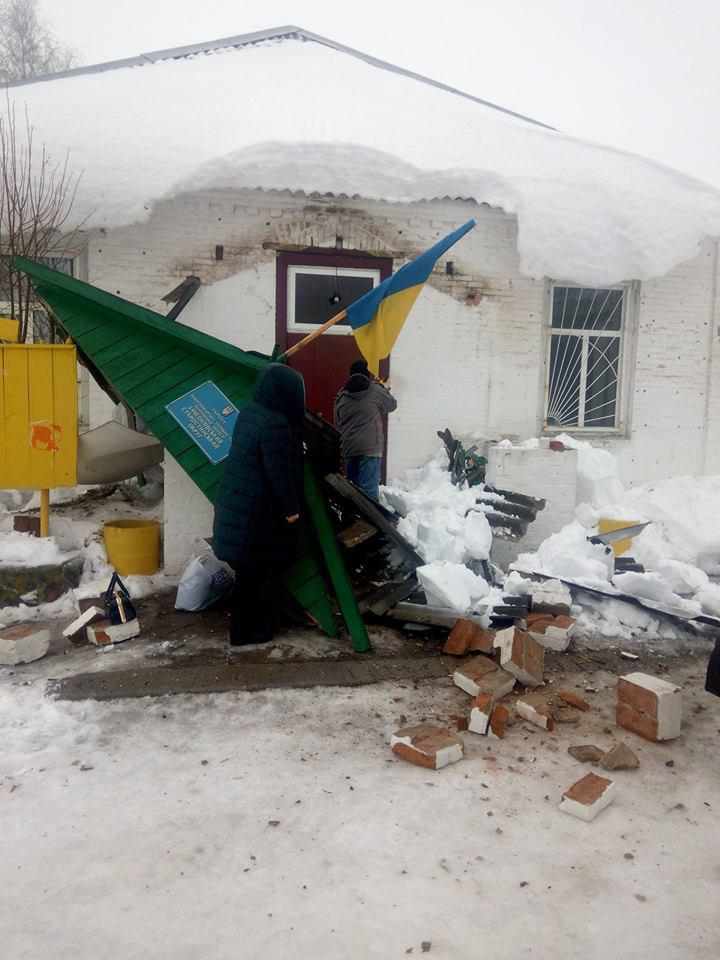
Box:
[0,344,78,489]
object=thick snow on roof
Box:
[9,35,720,283]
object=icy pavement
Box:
[2,646,719,959]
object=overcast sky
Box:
[42,0,720,187]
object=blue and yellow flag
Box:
[346,219,476,374]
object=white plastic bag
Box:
[175,554,235,611]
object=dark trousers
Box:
[229,562,274,645]
[346,456,382,500]
[229,529,299,645]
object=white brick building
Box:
[6,26,720,570]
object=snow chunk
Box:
[611,571,702,618]
[417,562,490,613]
[8,37,720,284]
[515,520,613,586]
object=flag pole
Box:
[281,308,348,361]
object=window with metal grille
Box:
[545,285,626,430]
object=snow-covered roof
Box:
[7,25,720,284]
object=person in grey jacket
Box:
[334,359,397,499]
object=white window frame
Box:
[286,264,380,335]
[543,281,637,434]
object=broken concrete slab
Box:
[568,745,605,764]
[516,693,554,731]
[617,673,682,742]
[0,622,51,665]
[601,742,640,771]
[493,627,544,687]
[391,724,464,770]
[51,656,458,701]
[559,772,615,822]
[0,556,83,607]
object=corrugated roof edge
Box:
[14,256,269,372]
[1,24,556,132]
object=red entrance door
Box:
[276,250,393,424]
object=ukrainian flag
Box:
[347,219,476,374]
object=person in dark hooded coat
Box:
[706,638,720,697]
[213,364,306,645]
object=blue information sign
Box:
[165,381,239,465]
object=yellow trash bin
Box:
[597,517,639,557]
[104,519,161,575]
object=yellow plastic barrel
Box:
[598,517,639,557]
[104,519,161,575]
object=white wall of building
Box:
[81,188,720,572]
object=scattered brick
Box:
[559,772,616,822]
[601,742,640,771]
[391,724,464,770]
[453,658,516,701]
[616,673,682,742]
[443,619,494,656]
[568,744,604,764]
[468,693,493,735]
[527,615,576,652]
[0,622,51,665]
[450,714,469,733]
[493,627,544,687]
[467,627,495,655]
[489,704,510,739]
[556,690,591,712]
[516,693,555,731]
[551,704,582,724]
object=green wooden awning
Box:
[15,256,369,650]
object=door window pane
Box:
[294,272,374,327]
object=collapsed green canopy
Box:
[15,256,368,649]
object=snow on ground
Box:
[9,35,720,284]
[2,645,719,960]
[0,487,175,629]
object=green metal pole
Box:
[304,464,371,654]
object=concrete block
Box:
[516,693,554,731]
[559,773,616,822]
[0,622,51,665]
[391,724,464,770]
[494,626,544,687]
[616,673,682,741]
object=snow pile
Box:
[382,455,492,564]
[0,531,77,567]
[8,35,720,284]
[510,434,720,633]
